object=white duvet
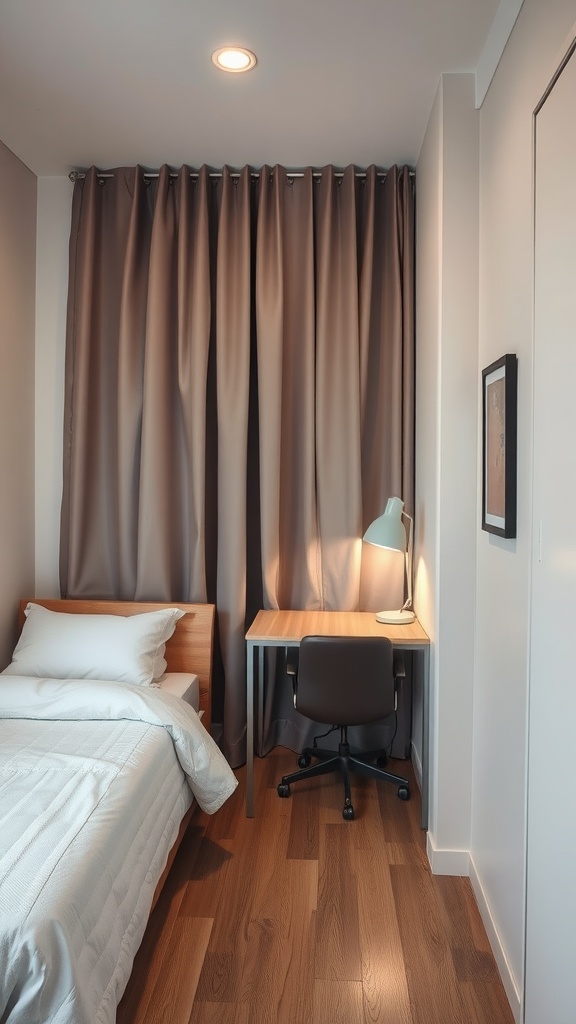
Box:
[0,676,238,1024]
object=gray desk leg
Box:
[246,641,255,817]
[420,645,430,831]
[257,646,265,753]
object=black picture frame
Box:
[481,353,518,538]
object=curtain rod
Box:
[69,167,415,183]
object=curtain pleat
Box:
[314,167,363,610]
[61,163,415,766]
[174,165,211,603]
[214,168,252,760]
[256,167,321,611]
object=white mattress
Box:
[0,675,238,1024]
[156,671,200,710]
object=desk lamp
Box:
[363,496,415,624]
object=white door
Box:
[526,42,576,1024]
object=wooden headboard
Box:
[18,600,216,728]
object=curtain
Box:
[61,163,415,766]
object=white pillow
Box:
[3,603,185,687]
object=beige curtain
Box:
[61,163,414,766]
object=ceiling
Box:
[0,0,508,178]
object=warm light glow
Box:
[212,47,257,73]
[413,550,431,630]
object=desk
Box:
[245,609,431,828]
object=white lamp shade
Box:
[363,496,406,552]
[362,496,415,625]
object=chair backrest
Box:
[295,635,396,726]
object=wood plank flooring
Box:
[117,748,515,1024]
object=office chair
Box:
[277,635,410,820]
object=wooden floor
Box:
[118,748,515,1024]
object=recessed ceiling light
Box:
[212,46,257,73]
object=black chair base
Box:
[277,733,410,821]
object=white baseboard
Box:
[424,839,522,1022]
[426,831,470,875]
[469,855,523,1024]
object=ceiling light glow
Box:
[212,47,257,73]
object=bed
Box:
[0,599,238,1024]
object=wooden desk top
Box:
[246,609,430,646]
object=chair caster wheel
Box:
[342,805,355,821]
[277,782,291,798]
[397,785,410,801]
[298,754,311,768]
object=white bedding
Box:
[0,675,238,1024]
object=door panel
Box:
[526,43,576,1024]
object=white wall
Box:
[35,177,71,596]
[415,73,478,873]
[0,142,37,666]
[413,86,441,807]
[472,1,576,1017]
[416,4,576,1019]
[526,44,576,1022]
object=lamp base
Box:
[375,609,416,625]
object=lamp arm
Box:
[401,511,414,612]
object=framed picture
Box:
[482,353,518,538]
